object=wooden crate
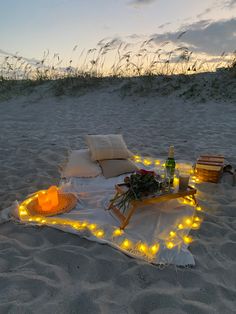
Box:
[195,155,224,183]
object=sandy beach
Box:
[0,77,236,313]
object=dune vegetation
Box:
[0,38,235,102]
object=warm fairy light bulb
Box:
[88,224,97,231]
[185,218,192,226]
[113,229,123,237]
[192,222,200,230]
[155,160,160,165]
[166,241,174,249]
[81,221,87,228]
[24,199,30,205]
[143,159,152,166]
[121,239,132,249]
[150,244,160,255]
[183,235,193,244]
[138,243,148,254]
[169,231,176,238]
[96,230,104,238]
[196,206,202,211]
[133,155,141,163]
[178,223,184,230]
[194,216,202,222]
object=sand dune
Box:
[0,80,236,313]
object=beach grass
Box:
[0,38,235,102]
[1,38,235,80]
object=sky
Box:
[0,0,235,65]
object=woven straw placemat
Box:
[27,192,77,217]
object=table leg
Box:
[120,203,137,229]
[107,192,119,210]
[192,194,197,205]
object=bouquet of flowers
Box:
[112,169,163,213]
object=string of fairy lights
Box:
[18,156,204,262]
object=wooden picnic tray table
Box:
[108,184,197,230]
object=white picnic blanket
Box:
[1,155,235,267]
[1,158,199,266]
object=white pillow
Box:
[62,149,102,178]
[99,159,138,178]
[85,134,132,161]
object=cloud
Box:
[158,22,171,29]
[151,18,236,55]
[102,25,111,30]
[224,0,236,7]
[0,48,40,64]
[195,0,236,19]
[196,7,213,19]
[0,48,11,56]
[129,0,157,7]
[128,0,234,9]
[127,34,143,39]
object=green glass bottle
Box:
[165,145,176,184]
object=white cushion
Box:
[63,149,102,178]
[85,134,132,161]
[99,159,138,178]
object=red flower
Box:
[136,169,156,176]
